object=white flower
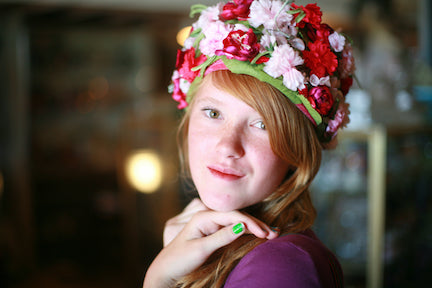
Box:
[289,37,305,51]
[249,0,293,31]
[179,78,191,94]
[309,74,331,87]
[233,23,249,32]
[329,32,346,52]
[264,44,305,91]
[183,37,195,49]
[199,21,231,56]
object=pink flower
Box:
[338,44,356,78]
[216,28,260,61]
[176,48,207,82]
[303,41,338,78]
[199,21,232,57]
[264,44,305,91]
[326,101,350,134]
[291,3,322,29]
[249,0,292,30]
[329,32,345,52]
[220,0,253,21]
[307,86,334,116]
[171,71,188,109]
[193,4,223,30]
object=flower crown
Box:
[169,0,356,144]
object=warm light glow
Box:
[125,150,162,194]
[176,26,192,47]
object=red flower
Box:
[307,86,334,116]
[340,76,353,96]
[176,48,207,82]
[220,0,253,21]
[306,23,333,43]
[216,29,260,61]
[291,3,322,29]
[303,41,338,78]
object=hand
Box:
[143,210,279,288]
[163,198,209,247]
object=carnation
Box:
[193,4,223,31]
[264,44,305,91]
[291,3,322,29]
[303,41,338,78]
[249,0,292,30]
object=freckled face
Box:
[187,80,290,212]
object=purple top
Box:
[224,230,343,288]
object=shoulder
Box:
[223,230,343,288]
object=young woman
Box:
[144,1,355,287]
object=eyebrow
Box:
[195,94,223,106]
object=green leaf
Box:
[221,57,322,125]
[190,4,208,18]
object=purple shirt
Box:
[224,230,343,288]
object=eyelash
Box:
[203,108,221,119]
[253,121,266,130]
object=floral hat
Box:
[169,0,356,145]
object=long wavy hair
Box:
[175,70,322,288]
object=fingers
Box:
[199,222,246,254]
[163,198,209,247]
[186,210,279,241]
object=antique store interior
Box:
[1,0,431,287]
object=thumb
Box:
[201,223,246,254]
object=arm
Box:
[223,237,321,288]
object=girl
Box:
[144,0,355,287]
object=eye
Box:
[252,120,266,130]
[204,108,221,119]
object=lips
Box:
[207,165,245,181]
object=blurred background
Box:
[0,0,431,287]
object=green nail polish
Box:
[233,223,244,235]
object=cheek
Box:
[254,146,289,186]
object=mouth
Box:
[207,165,245,181]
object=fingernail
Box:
[270,226,280,233]
[233,223,245,235]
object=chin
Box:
[201,197,250,212]
[200,197,239,212]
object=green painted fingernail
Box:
[233,223,245,235]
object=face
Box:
[187,79,291,212]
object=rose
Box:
[216,28,260,61]
[303,41,338,78]
[307,86,334,116]
[220,0,253,21]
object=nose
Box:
[215,126,245,159]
